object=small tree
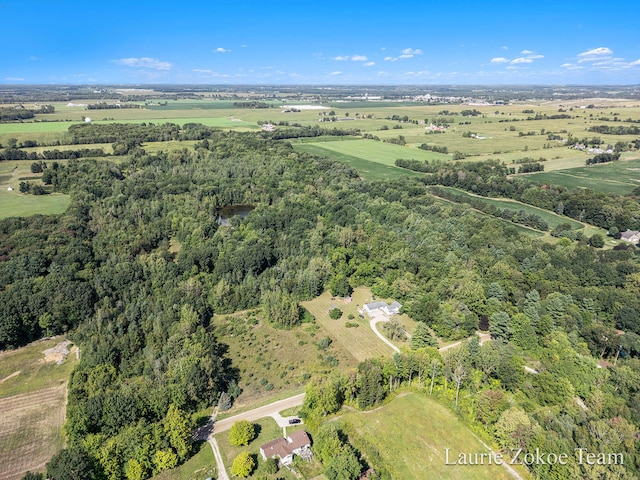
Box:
[263,457,278,474]
[410,323,437,349]
[588,234,605,248]
[329,307,342,320]
[228,420,256,447]
[231,451,256,478]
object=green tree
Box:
[47,446,96,480]
[489,311,511,342]
[329,307,342,319]
[152,450,178,474]
[124,458,144,480]
[588,234,605,248]
[324,445,362,480]
[163,404,192,460]
[228,420,256,447]
[410,322,437,349]
[494,407,533,451]
[231,451,256,478]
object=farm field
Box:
[0,337,78,480]
[340,392,530,480]
[525,157,640,195]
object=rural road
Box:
[211,393,306,433]
[207,437,229,480]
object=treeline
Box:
[261,125,361,140]
[232,101,270,108]
[87,102,142,110]
[396,157,640,230]
[0,105,55,122]
[429,186,549,231]
[0,147,108,161]
[586,152,620,165]
[418,143,448,154]
[588,124,640,135]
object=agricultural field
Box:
[0,337,78,480]
[340,392,530,480]
[525,156,640,195]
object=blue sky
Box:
[1,0,639,85]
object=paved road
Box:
[212,393,306,433]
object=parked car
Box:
[288,418,301,424]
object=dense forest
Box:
[1,130,640,479]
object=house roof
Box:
[621,229,640,240]
[260,430,311,459]
[364,301,388,310]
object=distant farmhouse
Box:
[259,430,312,466]
[363,300,402,316]
[621,230,640,244]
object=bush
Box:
[231,451,256,478]
[329,308,342,320]
[228,420,256,446]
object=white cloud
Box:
[501,46,509,50]
[402,48,423,56]
[578,47,613,58]
[113,57,173,70]
[384,56,397,62]
[329,71,342,75]
[490,57,509,64]
[214,47,230,53]
[363,61,375,67]
[5,77,24,81]
[511,57,533,64]
[193,69,213,73]
[631,59,640,66]
[335,55,368,61]
[528,54,544,60]
[521,49,534,55]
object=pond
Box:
[216,204,255,226]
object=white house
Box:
[621,230,640,244]
[363,300,402,316]
[259,430,312,465]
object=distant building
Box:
[621,230,640,244]
[259,430,312,465]
[363,300,402,316]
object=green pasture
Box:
[294,143,423,181]
[525,157,640,195]
[340,392,529,480]
[435,186,584,231]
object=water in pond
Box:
[217,204,255,226]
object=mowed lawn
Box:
[301,288,397,362]
[0,337,78,480]
[525,156,640,195]
[0,190,70,219]
[151,442,216,480]
[341,393,529,480]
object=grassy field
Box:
[214,310,358,408]
[0,160,70,218]
[524,157,640,195]
[215,417,323,480]
[0,337,78,480]
[152,442,216,480]
[435,186,585,231]
[301,287,400,362]
[341,392,530,480]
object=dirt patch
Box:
[0,384,67,480]
[42,340,72,365]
